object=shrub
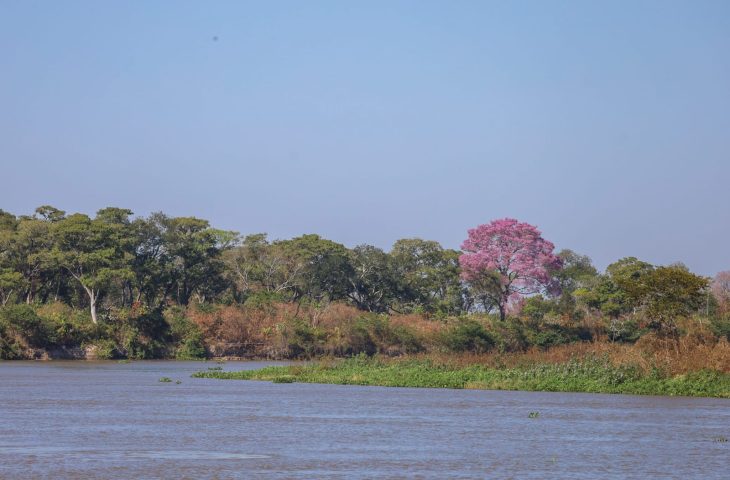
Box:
[345,315,391,356]
[607,318,643,343]
[37,302,95,347]
[90,339,119,359]
[165,307,192,336]
[709,315,730,341]
[120,327,164,359]
[390,324,424,354]
[0,323,24,359]
[489,318,530,353]
[0,304,57,348]
[243,291,284,310]
[176,332,207,359]
[521,296,556,322]
[338,314,424,356]
[528,322,587,349]
[283,319,325,359]
[441,319,494,353]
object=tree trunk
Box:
[80,283,98,324]
[90,295,98,324]
[498,287,510,321]
[498,303,506,321]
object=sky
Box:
[1,1,729,275]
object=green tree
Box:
[130,213,171,307]
[390,238,463,314]
[347,245,397,312]
[275,234,353,303]
[552,249,599,317]
[223,233,305,302]
[0,209,17,231]
[636,266,708,333]
[0,269,24,305]
[5,214,57,303]
[52,212,134,323]
[578,257,654,318]
[0,211,22,305]
[161,216,227,305]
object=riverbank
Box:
[193,355,730,398]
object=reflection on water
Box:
[0,446,270,461]
[0,361,727,479]
[128,451,271,460]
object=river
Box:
[0,361,727,479]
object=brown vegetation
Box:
[180,301,730,375]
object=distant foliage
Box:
[0,206,723,361]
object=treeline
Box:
[0,206,728,361]
[0,206,466,317]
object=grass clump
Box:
[271,376,295,383]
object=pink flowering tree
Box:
[459,218,562,320]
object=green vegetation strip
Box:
[192,356,730,398]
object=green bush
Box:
[163,306,207,359]
[527,323,584,349]
[0,321,24,359]
[177,332,207,359]
[441,319,494,353]
[489,318,530,352]
[121,327,165,359]
[283,319,325,359]
[533,329,570,349]
[390,324,424,354]
[89,339,119,359]
[522,296,557,322]
[340,314,423,356]
[243,291,284,310]
[345,315,389,356]
[607,318,643,343]
[165,307,196,341]
[709,315,730,341]
[0,304,57,348]
[53,314,97,347]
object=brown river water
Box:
[0,361,728,479]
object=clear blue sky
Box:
[1,1,729,275]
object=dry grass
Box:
[182,301,730,372]
[420,336,730,375]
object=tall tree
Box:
[639,266,708,333]
[552,249,599,317]
[52,212,133,323]
[276,234,353,303]
[347,245,397,312]
[130,213,170,307]
[6,214,57,303]
[390,238,463,314]
[161,216,227,305]
[459,218,562,320]
[0,211,21,305]
[224,233,300,299]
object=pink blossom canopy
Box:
[459,218,562,297]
